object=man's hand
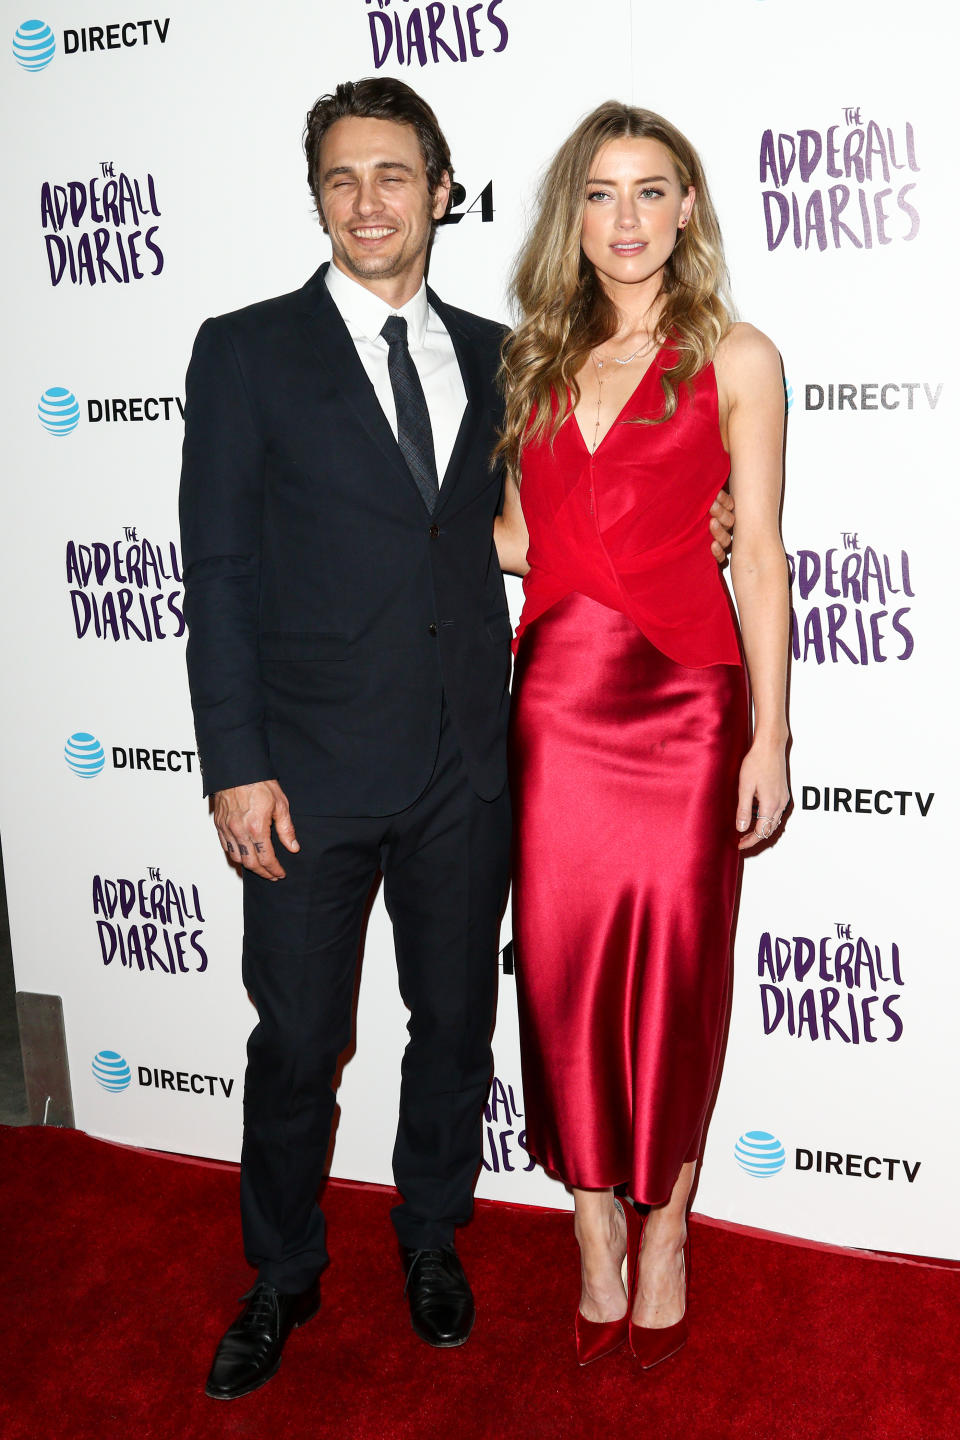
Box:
[213,780,300,881]
[709,488,735,562]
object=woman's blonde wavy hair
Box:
[497,102,734,479]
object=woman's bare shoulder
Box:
[717,320,780,364]
[715,321,782,383]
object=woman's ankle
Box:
[575,1203,623,1250]
[641,1212,686,1255]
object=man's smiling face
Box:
[318,115,450,299]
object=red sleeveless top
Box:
[514,343,742,668]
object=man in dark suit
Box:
[181,76,734,1401]
[180,78,512,1401]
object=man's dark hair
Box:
[304,77,453,211]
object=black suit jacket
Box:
[178,263,512,816]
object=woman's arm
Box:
[494,472,531,576]
[716,323,791,851]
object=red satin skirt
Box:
[509,591,748,1204]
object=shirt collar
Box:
[325,263,430,350]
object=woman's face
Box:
[579,136,695,298]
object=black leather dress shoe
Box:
[205,1279,319,1400]
[402,1244,475,1348]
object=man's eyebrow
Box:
[322,160,417,182]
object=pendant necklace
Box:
[591,339,652,453]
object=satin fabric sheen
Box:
[510,355,748,1203]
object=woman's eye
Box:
[640,188,665,200]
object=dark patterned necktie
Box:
[380,315,439,513]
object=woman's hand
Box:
[735,737,790,850]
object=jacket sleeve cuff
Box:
[195,728,275,798]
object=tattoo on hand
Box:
[238,845,249,856]
[254,843,265,853]
[226,842,236,853]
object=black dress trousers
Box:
[238,706,511,1293]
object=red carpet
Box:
[1,1126,957,1439]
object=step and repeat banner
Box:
[1,2,955,1258]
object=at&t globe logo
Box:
[38,387,79,436]
[64,732,105,778]
[735,1129,787,1178]
[12,19,55,70]
[92,1050,131,1092]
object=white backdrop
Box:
[1,0,956,1259]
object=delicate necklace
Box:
[591,338,653,452]
[594,341,652,370]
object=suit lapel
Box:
[295,265,490,515]
[427,287,488,510]
[296,265,416,492]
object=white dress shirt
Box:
[324,263,467,483]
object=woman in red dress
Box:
[495,104,790,1367]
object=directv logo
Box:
[38,387,80,436]
[12,19,56,70]
[92,1050,131,1092]
[734,1130,786,1178]
[64,732,106,778]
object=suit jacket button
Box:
[428,623,438,637]
[429,524,440,539]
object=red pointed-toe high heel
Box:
[629,1219,689,1370]
[575,1197,640,1366]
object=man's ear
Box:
[432,170,453,222]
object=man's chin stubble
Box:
[339,236,429,281]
